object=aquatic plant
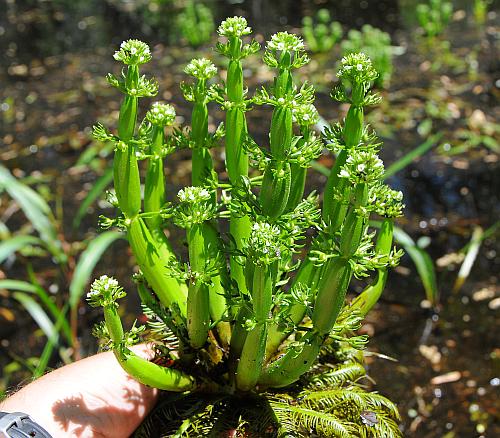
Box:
[473,0,491,24]
[341,25,395,88]
[90,19,405,436]
[416,0,453,38]
[177,0,214,47]
[302,9,342,53]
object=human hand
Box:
[0,345,158,438]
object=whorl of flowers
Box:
[337,52,378,84]
[146,102,176,126]
[175,187,215,226]
[373,185,405,218]
[178,186,211,204]
[218,16,252,37]
[293,103,320,127]
[338,149,384,185]
[113,39,152,65]
[267,32,305,53]
[184,58,217,80]
[87,275,126,308]
[245,222,284,265]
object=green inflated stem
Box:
[144,125,186,297]
[225,37,251,295]
[259,331,322,388]
[187,224,211,349]
[127,217,187,318]
[349,218,393,316]
[265,257,321,359]
[114,66,141,219]
[236,263,274,391]
[103,305,195,391]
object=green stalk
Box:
[144,116,187,298]
[228,305,250,387]
[286,163,307,212]
[340,183,368,257]
[190,84,214,188]
[349,218,393,316]
[127,217,187,318]
[265,257,320,358]
[259,61,294,219]
[312,258,353,335]
[187,66,230,345]
[312,182,367,334]
[103,305,195,391]
[322,149,349,230]
[224,36,251,294]
[187,224,210,349]
[259,331,322,388]
[113,65,188,314]
[322,104,363,230]
[144,125,166,231]
[202,222,231,347]
[114,65,141,219]
[217,21,257,360]
[103,306,124,343]
[114,351,195,391]
[236,262,274,391]
[260,160,292,220]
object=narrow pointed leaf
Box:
[72,167,114,229]
[69,230,123,309]
[0,165,65,262]
[0,235,43,264]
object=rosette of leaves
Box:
[90,19,404,437]
[176,0,214,47]
[340,25,395,88]
[416,0,453,38]
[302,9,343,53]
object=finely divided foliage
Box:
[89,16,404,437]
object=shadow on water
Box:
[1,1,499,436]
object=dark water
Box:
[1,1,499,436]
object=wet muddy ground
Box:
[1,1,499,436]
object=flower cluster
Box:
[146,102,176,126]
[184,58,217,80]
[87,275,126,308]
[113,39,152,65]
[337,52,378,84]
[178,186,211,204]
[245,222,285,265]
[267,32,305,53]
[338,149,384,185]
[175,186,216,226]
[372,185,405,218]
[217,16,252,37]
[292,103,320,127]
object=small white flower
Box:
[218,16,252,37]
[185,58,217,80]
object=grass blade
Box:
[309,133,442,180]
[392,226,439,306]
[69,230,123,309]
[72,167,114,229]
[383,132,443,179]
[0,279,72,344]
[453,226,483,294]
[309,160,331,177]
[12,292,58,344]
[33,304,70,378]
[370,221,439,306]
[0,165,66,263]
[0,235,42,264]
